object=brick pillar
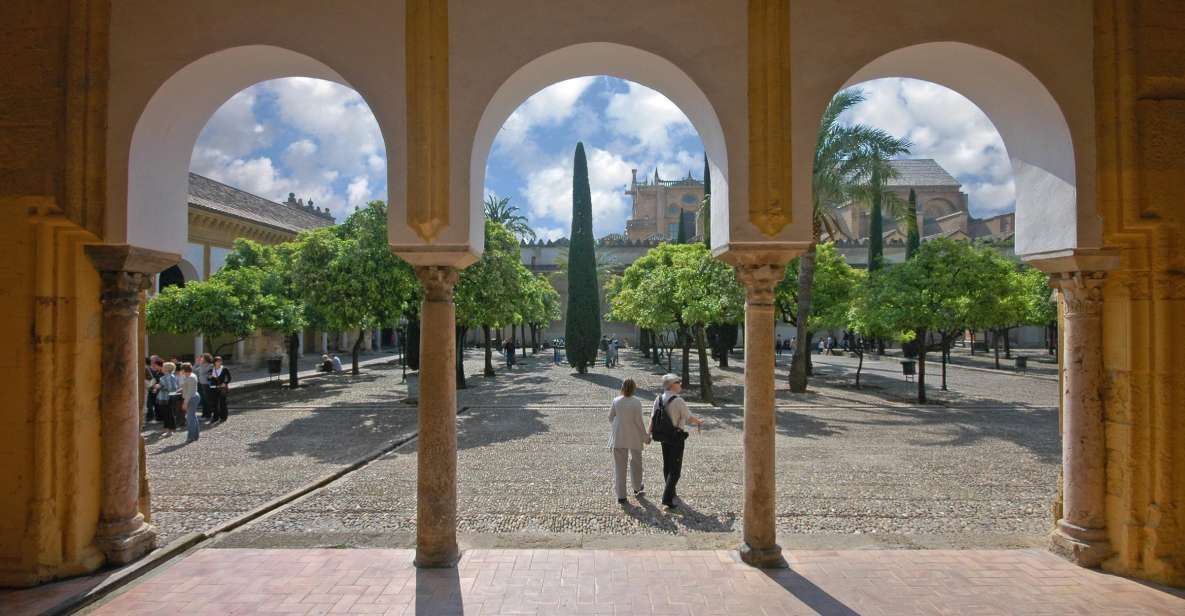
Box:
[413,266,461,567]
[1049,271,1112,566]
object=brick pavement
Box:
[81,547,1185,615]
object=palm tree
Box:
[483,194,536,242]
[789,88,912,392]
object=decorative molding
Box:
[1051,271,1107,319]
[747,0,792,237]
[85,244,180,275]
[415,266,459,302]
[405,0,450,242]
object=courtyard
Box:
[144,347,1058,550]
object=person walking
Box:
[504,337,515,369]
[608,378,649,504]
[651,373,703,512]
[156,361,180,436]
[208,355,232,424]
[776,335,783,357]
[195,353,213,420]
[179,362,201,443]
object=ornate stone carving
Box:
[734,263,785,306]
[1051,271,1106,319]
[415,266,459,302]
[746,0,793,237]
[98,271,150,316]
[405,0,450,242]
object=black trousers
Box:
[661,438,685,506]
[210,387,229,422]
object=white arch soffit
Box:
[126,45,349,254]
[175,258,200,284]
[844,42,1077,257]
[470,42,729,249]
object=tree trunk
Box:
[916,328,927,403]
[969,330,976,355]
[855,348,864,388]
[993,329,1001,369]
[483,325,495,377]
[288,332,300,389]
[520,323,527,359]
[351,328,364,375]
[694,324,713,404]
[640,329,650,359]
[940,332,948,391]
[1004,327,1012,359]
[653,330,662,365]
[789,243,817,392]
[456,325,467,389]
[680,325,691,388]
[406,317,421,370]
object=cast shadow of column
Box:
[415,565,464,615]
[764,567,861,616]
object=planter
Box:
[901,360,916,382]
[266,357,283,375]
[1015,356,1028,371]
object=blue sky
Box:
[191,76,1015,236]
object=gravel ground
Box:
[143,362,416,546]
[221,348,1059,546]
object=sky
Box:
[191,76,1015,236]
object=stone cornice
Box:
[188,210,296,246]
[84,244,180,275]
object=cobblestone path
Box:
[139,347,1060,550]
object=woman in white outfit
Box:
[608,378,650,504]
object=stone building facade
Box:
[830,159,1015,244]
[623,169,705,241]
[148,173,339,366]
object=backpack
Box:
[649,394,682,444]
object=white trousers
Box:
[612,448,644,499]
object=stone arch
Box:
[922,197,957,219]
[121,45,381,255]
[469,42,730,256]
[833,42,1078,258]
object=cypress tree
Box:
[702,153,711,248]
[676,213,689,244]
[868,164,884,271]
[906,188,920,259]
[565,142,600,373]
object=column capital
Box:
[415,265,460,302]
[1051,271,1107,318]
[733,263,785,307]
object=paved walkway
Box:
[80,547,1185,615]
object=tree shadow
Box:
[244,403,418,463]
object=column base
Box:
[414,545,461,569]
[96,515,157,565]
[739,542,787,568]
[1049,520,1111,567]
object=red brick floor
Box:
[80,548,1184,615]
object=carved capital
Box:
[415,266,459,302]
[98,271,151,316]
[734,263,785,307]
[1051,271,1107,319]
[1153,270,1185,301]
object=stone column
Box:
[414,265,461,567]
[735,263,787,568]
[194,334,204,359]
[85,245,177,564]
[1049,271,1112,566]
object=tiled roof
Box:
[886,159,961,187]
[188,173,334,234]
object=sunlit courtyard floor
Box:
[144,346,1059,551]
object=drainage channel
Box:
[58,406,470,616]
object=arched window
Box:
[158,265,186,291]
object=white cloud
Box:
[841,78,1015,217]
[191,77,388,221]
[604,81,693,157]
[534,227,566,242]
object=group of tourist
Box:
[600,336,621,368]
[607,374,704,512]
[145,353,231,443]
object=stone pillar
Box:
[735,263,787,568]
[235,339,246,365]
[414,266,461,567]
[85,245,177,565]
[194,334,204,359]
[321,332,329,354]
[1049,271,1112,566]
